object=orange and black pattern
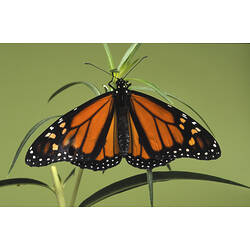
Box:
[26,93,122,171]
[26,78,221,171]
[126,91,221,169]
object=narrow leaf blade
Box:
[103,44,115,70]
[146,169,154,207]
[48,81,101,102]
[63,168,76,186]
[130,85,155,92]
[8,115,60,175]
[127,78,172,103]
[119,58,140,78]
[0,178,55,193]
[117,43,141,71]
[79,171,249,207]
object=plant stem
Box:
[146,169,154,207]
[50,165,66,207]
[70,168,84,207]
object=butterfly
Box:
[25,78,221,171]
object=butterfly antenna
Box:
[84,62,112,76]
[123,56,148,78]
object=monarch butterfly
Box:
[25,77,221,171]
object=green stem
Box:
[146,169,154,207]
[50,165,66,207]
[70,168,84,207]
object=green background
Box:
[0,43,249,206]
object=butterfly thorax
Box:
[114,78,131,156]
[114,78,130,103]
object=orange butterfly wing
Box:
[25,93,121,171]
[126,91,221,169]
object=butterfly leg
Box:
[108,73,115,90]
[102,85,109,93]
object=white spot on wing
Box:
[195,127,201,132]
[45,133,51,137]
[58,118,63,124]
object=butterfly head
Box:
[115,78,131,90]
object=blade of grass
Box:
[48,81,101,102]
[117,43,141,72]
[119,56,146,78]
[130,85,155,91]
[79,171,249,207]
[127,78,172,103]
[63,168,76,187]
[119,58,140,78]
[8,115,60,175]
[146,169,154,207]
[103,44,115,70]
[131,85,174,105]
[0,178,55,194]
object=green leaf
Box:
[119,58,140,78]
[146,169,154,207]
[165,93,215,136]
[103,44,115,70]
[58,173,62,183]
[130,85,154,91]
[0,178,55,193]
[63,168,76,186]
[8,115,60,175]
[79,171,249,207]
[127,78,173,103]
[117,44,141,72]
[48,81,101,102]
